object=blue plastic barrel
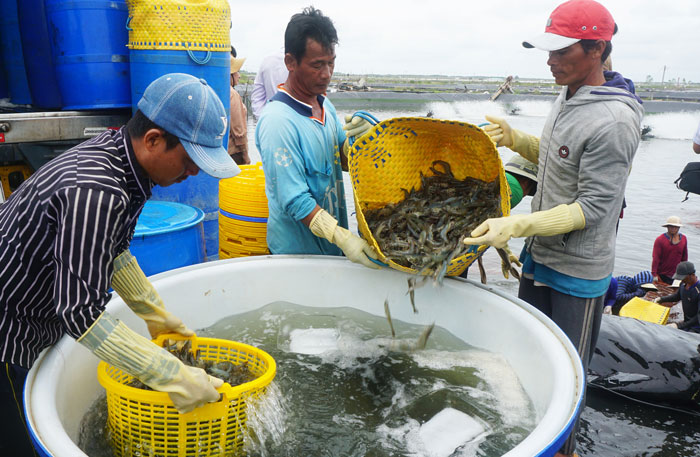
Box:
[151,173,221,260]
[18,0,62,109]
[132,49,231,260]
[129,201,206,277]
[0,47,7,99]
[0,0,32,105]
[45,0,130,109]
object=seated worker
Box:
[603,270,653,315]
[654,261,700,332]
[461,154,538,280]
[0,73,237,455]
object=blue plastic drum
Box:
[151,174,221,260]
[18,0,62,109]
[131,49,230,259]
[129,201,206,277]
[0,0,32,105]
[45,0,130,109]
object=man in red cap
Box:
[464,1,644,455]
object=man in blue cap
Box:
[655,261,700,333]
[0,73,238,455]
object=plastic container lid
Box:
[134,200,205,237]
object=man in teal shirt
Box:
[255,7,377,268]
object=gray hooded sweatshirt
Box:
[528,77,644,281]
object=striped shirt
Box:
[0,128,152,368]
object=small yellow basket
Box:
[620,297,670,325]
[348,117,510,276]
[97,334,276,457]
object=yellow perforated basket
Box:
[97,334,276,457]
[348,117,510,276]
[126,0,230,51]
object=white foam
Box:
[288,328,339,355]
[419,408,485,457]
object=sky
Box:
[227,0,700,83]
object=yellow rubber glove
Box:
[500,244,522,279]
[482,115,540,163]
[112,251,194,339]
[344,114,373,139]
[78,312,223,413]
[309,208,380,269]
[463,203,586,249]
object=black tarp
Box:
[589,315,700,408]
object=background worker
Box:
[251,49,288,119]
[655,261,700,332]
[652,216,688,284]
[229,46,250,165]
[0,73,238,455]
[462,1,643,456]
[603,270,654,315]
[255,7,377,268]
[693,120,700,154]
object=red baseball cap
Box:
[523,0,615,51]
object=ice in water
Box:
[288,328,339,355]
[419,408,486,457]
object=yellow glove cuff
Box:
[112,250,164,315]
[510,129,541,164]
[78,312,182,387]
[309,208,339,243]
[523,203,585,238]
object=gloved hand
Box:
[499,245,522,279]
[653,297,662,304]
[112,250,194,339]
[79,313,223,413]
[309,208,380,269]
[603,306,612,315]
[666,322,678,329]
[344,114,373,139]
[463,203,586,249]
[482,115,540,163]
[653,275,660,283]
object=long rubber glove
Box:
[482,115,540,164]
[78,312,223,413]
[500,244,522,279]
[463,203,586,249]
[112,251,193,339]
[309,208,380,269]
[343,114,373,139]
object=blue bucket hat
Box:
[138,73,240,179]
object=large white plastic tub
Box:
[25,256,584,456]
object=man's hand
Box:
[482,115,515,148]
[666,322,678,329]
[344,114,373,139]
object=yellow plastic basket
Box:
[126,0,231,51]
[97,334,276,457]
[619,297,670,325]
[348,117,510,276]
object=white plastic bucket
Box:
[24,256,584,456]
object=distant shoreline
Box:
[324,91,700,114]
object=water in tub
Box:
[79,301,536,456]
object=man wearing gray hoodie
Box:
[463,1,643,456]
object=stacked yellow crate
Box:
[218,162,270,258]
